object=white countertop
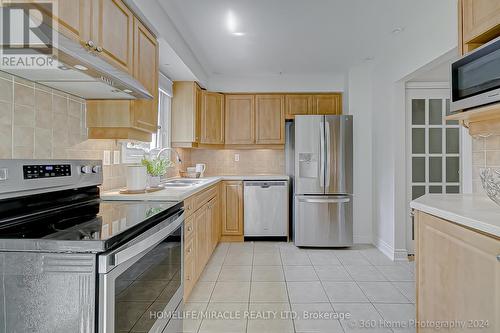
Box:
[101,175,289,202]
[410,194,500,237]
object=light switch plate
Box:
[113,150,121,165]
[234,153,240,162]
[103,150,111,166]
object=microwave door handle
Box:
[99,212,184,272]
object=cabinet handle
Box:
[96,46,103,53]
[187,226,192,232]
[497,254,500,262]
[86,40,95,49]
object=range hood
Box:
[0,17,153,100]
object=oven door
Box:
[98,211,184,333]
[451,36,500,112]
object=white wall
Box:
[207,73,346,93]
[369,0,458,259]
[347,64,374,244]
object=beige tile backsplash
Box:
[189,149,285,176]
[471,135,500,193]
[0,73,125,190]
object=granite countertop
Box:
[410,194,500,237]
[101,175,289,202]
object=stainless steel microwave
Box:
[451,36,500,112]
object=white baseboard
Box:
[374,238,409,262]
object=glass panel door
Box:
[409,97,461,199]
[406,87,461,254]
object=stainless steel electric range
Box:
[0,159,184,333]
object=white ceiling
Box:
[156,0,431,77]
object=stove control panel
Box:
[23,164,71,179]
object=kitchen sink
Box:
[160,179,204,187]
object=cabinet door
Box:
[51,0,92,43]
[416,211,500,332]
[201,92,225,144]
[209,197,220,252]
[462,0,500,43]
[94,0,134,73]
[222,181,243,236]
[285,95,312,119]
[194,206,208,277]
[255,95,285,144]
[225,95,255,144]
[131,18,158,133]
[312,94,342,115]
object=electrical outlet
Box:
[113,150,121,165]
[103,150,111,166]
[234,153,240,162]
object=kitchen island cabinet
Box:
[411,194,500,333]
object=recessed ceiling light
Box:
[226,10,237,32]
[391,27,405,34]
[74,64,88,71]
[232,32,245,36]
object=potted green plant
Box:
[141,157,174,188]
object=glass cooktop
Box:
[0,190,183,253]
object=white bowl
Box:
[479,168,500,206]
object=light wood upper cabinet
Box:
[201,92,225,144]
[225,95,255,145]
[462,0,500,44]
[172,82,202,147]
[255,95,285,144]
[93,0,134,74]
[52,0,92,43]
[86,11,158,141]
[221,181,244,236]
[131,18,158,133]
[285,95,313,119]
[416,211,500,332]
[285,94,342,119]
[312,94,342,115]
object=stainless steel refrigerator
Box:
[286,115,353,247]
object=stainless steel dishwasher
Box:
[244,180,288,237]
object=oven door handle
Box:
[99,211,184,273]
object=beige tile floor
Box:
[180,242,416,333]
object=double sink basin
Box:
[159,179,205,188]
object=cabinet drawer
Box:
[184,196,196,217]
[185,215,195,240]
[195,186,218,211]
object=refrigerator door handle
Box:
[325,121,331,187]
[319,121,325,188]
[298,197,350,204]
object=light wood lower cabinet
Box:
[415,211,500,332]
[183,184,220,300]
[221,181,244,241]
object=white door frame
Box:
[405,82,472,254]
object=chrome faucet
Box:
[152,147,182,164]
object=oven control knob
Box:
[92,165,102,174]
[81,165,93,174]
